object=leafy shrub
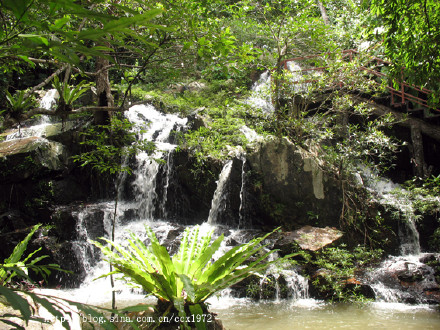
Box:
[0,225,148,329]
[310,244,383,302]
[92,225,292,329]
[0,224,63,288]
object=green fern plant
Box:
[0,224,64,287]
[52,75,90,112]
[0,224,150,329]
[92,225,292,329]
[5,90,36,120]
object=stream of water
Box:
[212,300,440,329]
[16,89,440,328]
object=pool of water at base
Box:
[208,298,440,330]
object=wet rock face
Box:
[367,254,440,304]
[0,137,68,182]
[160,149,220,224]
[0,211,34,261]
[247,138,343,229]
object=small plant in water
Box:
[92,225,292,329]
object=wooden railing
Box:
[278,49,440,116]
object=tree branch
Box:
[351,95,440,142]
[24,65,68,98]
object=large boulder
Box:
[247,137,343,229]
[3,120,84,145]
[0,137,68,182]
[274,225,344,254]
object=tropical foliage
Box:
[310,244,383,302]
[0,0,439,322]
[51,76,91,113]
[0,225,155,329]
[72,116,155,176]
[5,91,36,122]
[0,224,108,329]
[370,0,440,101]
[0,224,64,287]
[92,226,291,329]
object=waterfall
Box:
[399,216,421,256]
[361,167,421,255]
[367,254,438,304]
[5,89,58,140]
[245,62,316,115]
[358,169,440,304]
[283,269,309,300]
[48,103,307,309]
[238,157,248,228]
[159,151,174,219]
[39,89,59,111]
[262,253,309,301]
[207,160,233,224]
[240,125,262,143]
[70,203,114,280]
[246,71,274,113]
[124,104,187,219]
[53,104,188,304]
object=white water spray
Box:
[207,160,233,224]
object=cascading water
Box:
[51,104,189,305]
[245,62,314,115]
[360,168,439,304]
[238,156,249,228]
[246,71,274,113]
[39,88,59,112]
[258,253,309,302]
[240,125,262,143]
[60,103,312,308]
[361,167,421,255]
[72,202,113,276]
[6,89,58,140]
[123,104,187,219]
[207,160,233,224]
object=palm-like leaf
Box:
[0,224,68,287]
[92,225,292,328]
[52,76,90,108]
[5,90,36,116]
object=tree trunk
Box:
[94,56,114,125]
[410,124,428,178]
[316,1,330,25]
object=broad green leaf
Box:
[102,9,163,32]
[5,225,40,264]
[189,235,223,279]
[189,304,207,330]
[17,55,35,68]
[51,16,71,30]
[178,274,195,302]
[0,286,32,322]
[2,0,31,20]
[18,34,49,47]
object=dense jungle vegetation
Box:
[1,0,440,328]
